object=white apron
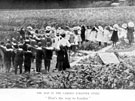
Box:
[96,29,104,42]
[89,31,97,42]
[103,29,110,43]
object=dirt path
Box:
[70,45,112,67]
[70,43,135,67]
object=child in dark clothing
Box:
[35,42,44,73]
[43,42,54,73]
[12,44,18,67]
[24,46,33,73]
[14,44,24,74]
[23,39,30,51]
[111,29,119,47]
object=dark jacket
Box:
[36,47,44,61]
[14,48,24,64]
[24,51,33,66]
[43,47,53,60]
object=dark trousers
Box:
[36,60,42,72]
[70,45,77,52]
[44,59,51,72]
[5,61,11,73]
[24,64,31,73]
[129,40,132,45]
[57,61,64,71]
[14,62,22,74]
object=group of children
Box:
[0,21,135,74]
[0,26,72,74]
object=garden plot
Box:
[56,53,135,89]
[0,52,135,89]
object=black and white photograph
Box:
[0,0,135,100]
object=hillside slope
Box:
[0,6,135,28]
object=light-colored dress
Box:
[85,29,91,41]
[118,28,127,39]
[77,30,82,42]
[103,29,110,43]
[65,31,71,41]
[74,34,79,45]
[96,29,104,42]
[53,36,61,49]
[89,30,97,42]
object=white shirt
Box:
[85,29,91,41]
[65,31,71,41]
[89,31,97,42]
[74,34,79,45]
[53,36,61,48]
[46,47,54,50]
[6,48,13,51]
[118,28,127,39]
[103,29,110,43]
[96,29,104,42]
[56,38,71,50]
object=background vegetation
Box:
[0,6,135,28]
[0,0,134,9]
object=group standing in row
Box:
[0,21,135,74]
